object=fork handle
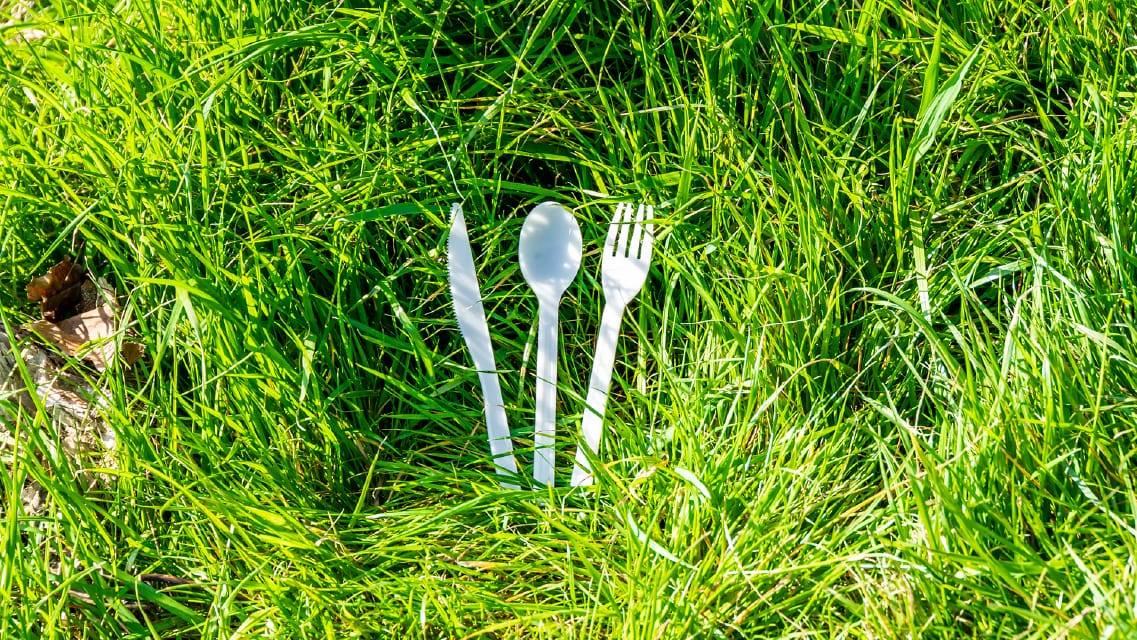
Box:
[571,301,626,486]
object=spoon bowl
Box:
[519,202,583,301]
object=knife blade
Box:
[447,202,520,488]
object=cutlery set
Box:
[448,201,655,488]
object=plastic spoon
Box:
[518,202,582,487]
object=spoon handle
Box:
[533,301,560,486]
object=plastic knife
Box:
[447,202,520,488]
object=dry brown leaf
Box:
[40,283,84,321]
[6,28,45,43]
[26,305,116,371]
[119,341,145,366]
[48,256,84,286]
[24,305,144,371]
[26,256,85,302]
[22,258,141,371]
[25,275,54,301]
[27,257,89,320]
[2,2,47,45]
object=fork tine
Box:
[640,204,655,261]
[604,203,624,254]
[615,201,633,257]
[630,203,645,255]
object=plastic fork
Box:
[571,202,655,487]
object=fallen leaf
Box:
[27,257,89,320]
[26,256,85,302]
[24,305,144,372]
[119,341,145,366]
[25,275,54,301]
[26,305,116,371]
[40,282,84,321]
[49,257,84,285]
[7,28,46,43]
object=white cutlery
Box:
[447,203,520,488]
[518,202,582,487]
[571,202,654,487]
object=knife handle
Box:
[477,369,520,489]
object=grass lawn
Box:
[2,0,1136,637]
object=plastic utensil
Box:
[518,202,582,487]
[571,202,654,487]
[448,203,520,488]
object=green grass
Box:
[1,0,1136,637]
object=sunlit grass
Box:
[1,0,1135,637]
